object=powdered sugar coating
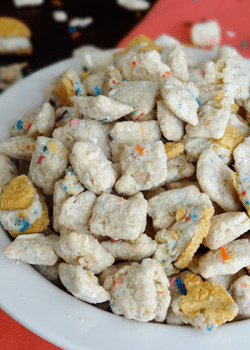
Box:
[229,275,250,319]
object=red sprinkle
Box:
[112,238,119,242]
[38,155,45,164]
[32,144,35,150]
[27,123,32,130]
[132,61,136,66]
[242,191,246,195]
[185,217,191,222]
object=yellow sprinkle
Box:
[87,272,93,279]
[213,91,224,101]
[49,142,59,153]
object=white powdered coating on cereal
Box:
[161,76,199,126]
[29,136,69,195]
[197,148,241,212]
[115,141,167,196]
[90,192,147,240]
[27,103,55,138]
[101,234,157,260]
[148,185,212,230]
[182,135,214,163]
[0,135,36,160]
[199,239,250,278]
[206,269,246,291]
[157,100,184,142]
[52,118,111,159]
[228,114,250,138]
[103,258,170,322]
[229,275,250,319]
[0,194,43,234]
[161,46,189,82]
[0,154,18,190]
[53,179,71,233]
[4,233,59,265]
[58,191,96,234]
[83,72,105,96]
[71,95,133,122]
[59,263,111,303]
[61,167,85,196]
[108,81,159,120]
[203,212,250,250]
[70,141,117,194]
[109,120,161,163]
[54,231,114,274]
[164,155,195,184]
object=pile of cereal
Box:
[2,34,250,333]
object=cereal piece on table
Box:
[197,148,241,212]
[115,141,167,196]
[147,185,212,231]
[90,192,147,240]
[198,239,250,278]
[59,263,111,303]
[109,120,161,163]
[70,141,117,194]
[101,234,157,261]
[191,20,221,47]
[206,269,246,291]
[71,95,133,122]
[114,44,170,82]
[157,101,184,142]
[0,135,36,161]
[108,81,159,121]
[164,155,195,184]
[61,166,85,196]
[54,231,114,274]
[232,136,250,216]
[171,273,238,332]
[53,180,71,233]
[228,113,250,137]
[161,76,200,126]
[10,103,55,138]
[0,154,18,193]
[52,118,111,159]
[4,233,59,265]
[55,69,87,107]
[161,45,189,82]
[153,204,214,272]
[203,212,250,250]
[103,258,170,322]
[82,71,105,96]
[29,137,69,195]
[229,275,250,320]
[102,66,124,95]
[58,191,96,234]
[213,125,244,154]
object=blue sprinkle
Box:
[69,168,76,176]
[175,278,187,295]
[131,111,135,115]
[34,211,38,215]
[245,201,250,206]
[210,159,213,163]
[206,326,214,332]
[68,27,77,34]
[63,186,68,191]
[122,78,126,81]
[17,120,23,129]
[190,214,197,222]
[8,162,12,166]
[102,118,109,124]
[178,103,182,109]
[10,169,14,175]
[94,86,101,96]
[20,219,30,232]
[14,217,22,226]
[241,40,248,49]
[195,96,200,107]
[83,66,89,72]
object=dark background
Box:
[0,0,157,75]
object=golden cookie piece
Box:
[114,34,161,57]
[0,175,36,210]
[164,142,184,160]
[9,193,50,238]
[179,273,238,326]
[174,206,214,270]
[214,125,244,153]
[231,103,239,114]
[55,77,75,107]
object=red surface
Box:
[1,0,250,348]
[118,0,250,58]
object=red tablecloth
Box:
[1,0,250,349]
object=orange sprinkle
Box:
[220,246,231,262]
[118,198,123,202]
[71,32,81,39]
[52,0,63,6]
[135,144,144,156]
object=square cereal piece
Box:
[115,141,167,196]
[90,192,147,240]
[108,81,159,121]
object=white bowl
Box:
[1,50,250,350]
